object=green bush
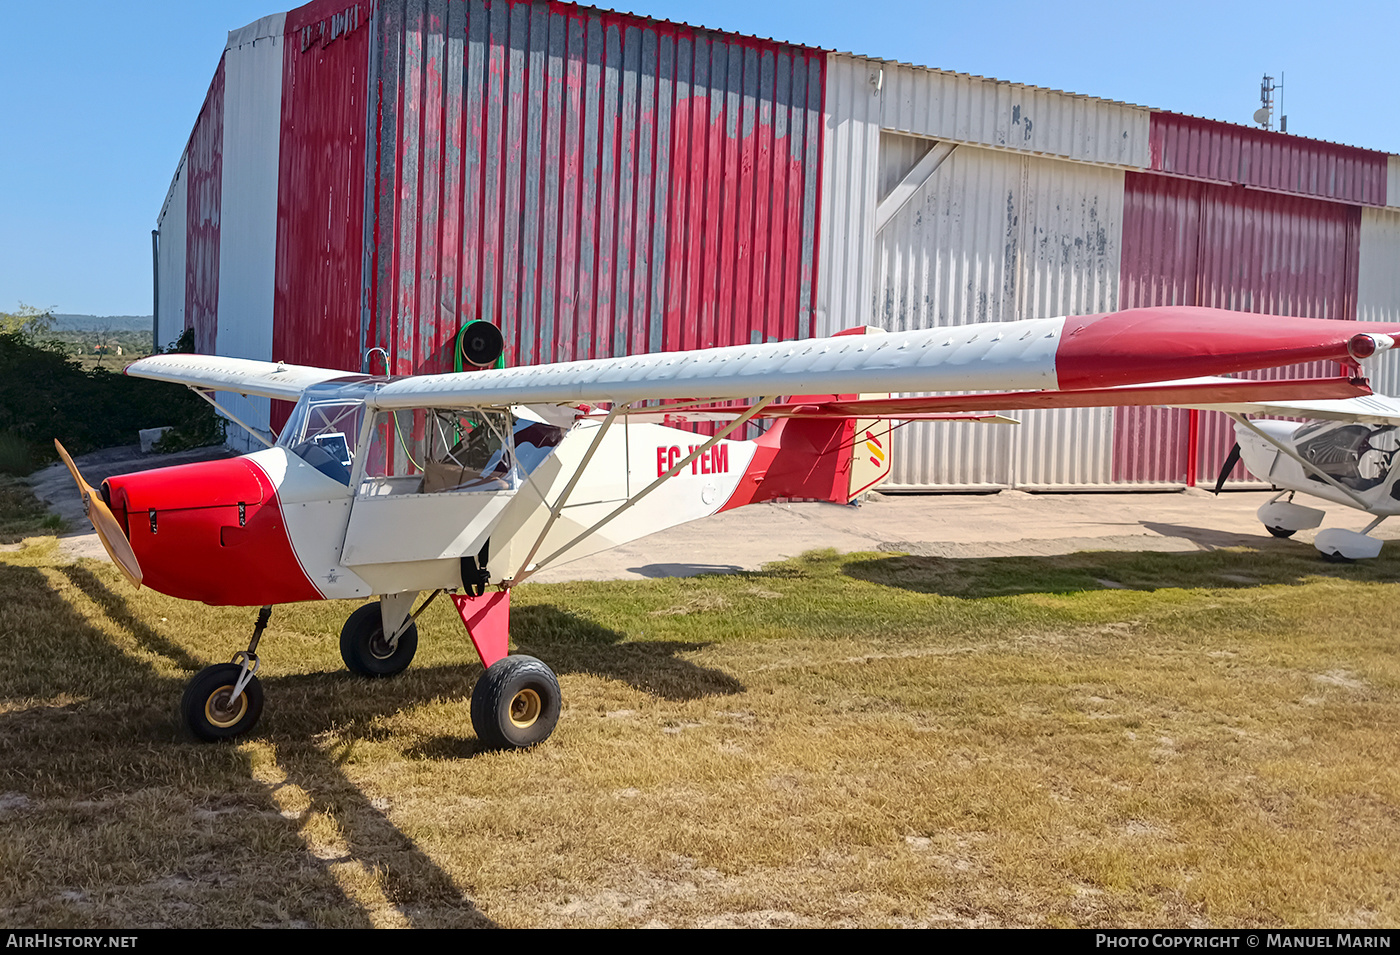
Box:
[0,332,225,475]
[0,430,31,475]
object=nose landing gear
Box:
[181,606,270,742]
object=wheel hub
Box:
[368,631,395,659]
[205,687,247,728]
[509,688,541,728]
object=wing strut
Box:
[506,401,629,586]
[507,397,774,586]
[1226,413,1370,509]
[193,389,275,449]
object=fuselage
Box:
[1235,417,1400,515]
[101,383,885,606]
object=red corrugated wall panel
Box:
[1116,170,1362,483]
[369,0,825,380]
[185,60,225,356]
[271,0,372,430]
[1150,112,1388,207]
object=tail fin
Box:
[717,325,894,511]
[718,402,893,511]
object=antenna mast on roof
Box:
[1254,73,1286,132]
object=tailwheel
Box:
[181,663,264,742]
[470,655,561,750]
[340,603,418,677]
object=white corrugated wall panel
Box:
[1358,206,1400,396]
[1388,155,1400,210]
[816,56,882,335]
[155,154,188,354]
[874,58,1151,170]
[872,143,1123,489]
[875,143,1019,487]
[1014,158,1123,488]
[215,14,286,451]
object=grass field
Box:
[0,477,63,543]
[0,530,1397,928]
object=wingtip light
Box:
[1349,333,1395,361]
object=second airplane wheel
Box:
[471,655,561,750]
[182,663,264,742]
[340,603,418,677]
[1266,525,1297,539]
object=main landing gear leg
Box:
[452,589,561,750]
[181,606,270,742]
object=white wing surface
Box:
[369,318,1067,409]
[125,354,355,401]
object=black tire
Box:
[1320,550,1354,564]
[470,655,561,750]
[181,663,264,742]
[1266,525,1297,539]
[340,602,418,677]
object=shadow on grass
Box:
[841,541,1400,599]
[0,562,493,928]
[57,564,206,672]
[511,604,746,700]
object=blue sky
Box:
[1,0,1394,317]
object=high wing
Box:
[123,354,354,401]
[126,306,1400,411]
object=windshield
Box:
[277,395,367,485]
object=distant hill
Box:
[52,314,153,332]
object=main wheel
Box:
[1266,525,1297,539]
[181,663,264,742]
[340,603,418,677]
[470,655,561,750]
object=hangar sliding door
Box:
[1116,172,1362,486]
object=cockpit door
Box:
[340,407,520,567]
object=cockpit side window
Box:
[355,407,567,496]
[422,409,516,492]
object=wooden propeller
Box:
[53,440,143,588]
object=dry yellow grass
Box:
[0,537,1397,927]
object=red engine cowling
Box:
[104,457,322,606]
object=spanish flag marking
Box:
[864,430,886,465]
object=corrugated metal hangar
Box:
[154,0,1400,489]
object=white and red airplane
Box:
[1182,389,1400,561]
[55,306,1400,747]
